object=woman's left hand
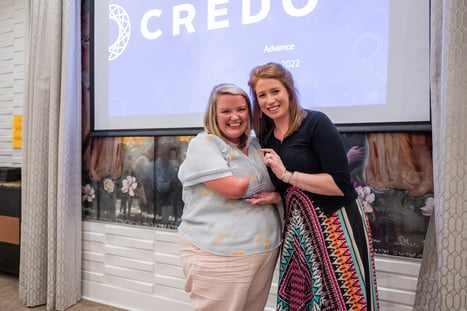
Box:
[262,148,287,180]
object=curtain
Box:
[19,1,82,310]
[414,1,467,310]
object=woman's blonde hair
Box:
[204,83,252,149]
[248,62,306,143]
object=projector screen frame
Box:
[88,0,432,137]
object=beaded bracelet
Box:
[293,172,299,187]
[283,170,293,183]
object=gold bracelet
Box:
[283,170,292,183]
[294,172,299,187]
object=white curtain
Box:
[414,1,467,310]
[19,1,82,310]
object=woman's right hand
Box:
[262,148,287,180]
[244,191,282,206]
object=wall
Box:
[82,221,421,311]
[0,0,24,167]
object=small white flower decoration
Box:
[420,196,434,217]
[356,185,375,213]
[103,178,115,193]
[82,184,95,202]
[121,175,137,197]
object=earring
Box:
[259,110,263,119]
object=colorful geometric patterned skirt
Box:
[277,187,379,311]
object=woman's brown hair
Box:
[248,62,306,143]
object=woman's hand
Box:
[244,191,282,206]
[262,148,344,196]
[347,145,365,164]
[262,148,287,180]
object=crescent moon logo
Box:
[108,4,131,61]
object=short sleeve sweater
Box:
[177,132,282,256]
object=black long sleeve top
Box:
[262,110,358,215]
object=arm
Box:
[264,147,344,196]
[263,112,351,196]
[204,176,249,199]
[180,134,248,199]
[289,172,343,196]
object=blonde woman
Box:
[177,83,282,311]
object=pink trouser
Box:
[178,233,279,311]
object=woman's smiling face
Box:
[254,78,290,122]
[216,94,249,144]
